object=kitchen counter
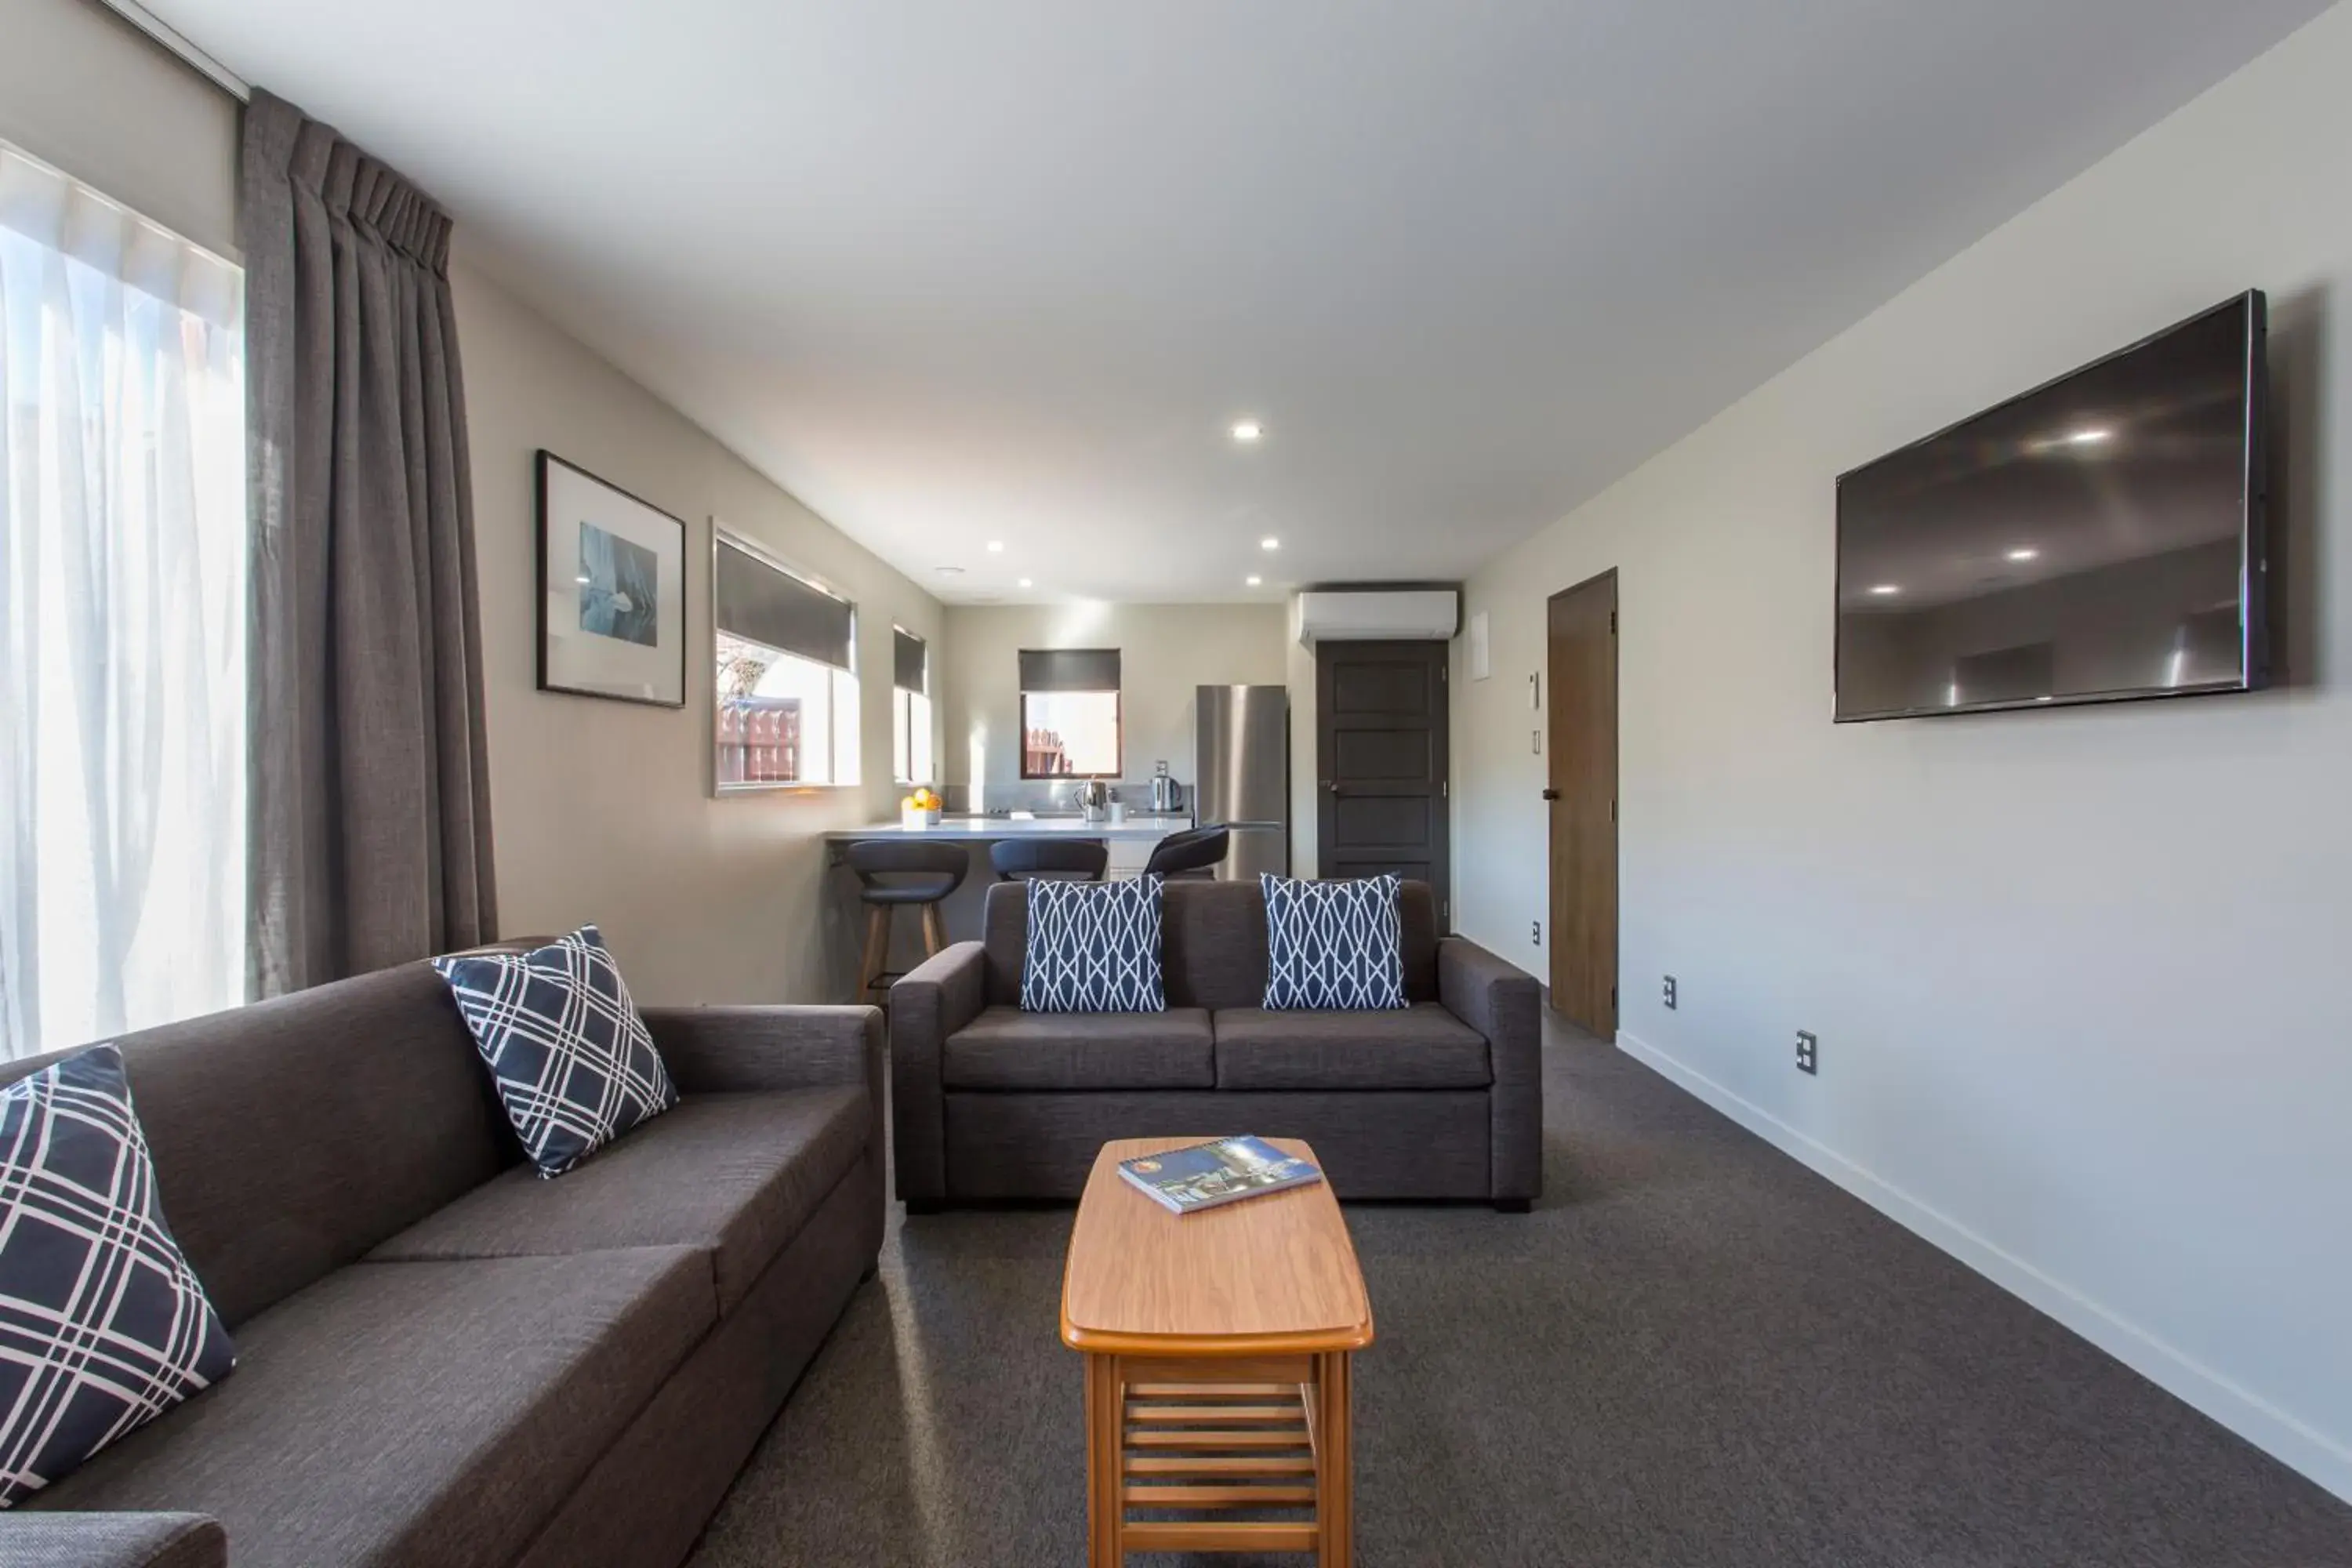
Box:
[823,814,1192,841]
[819,812,1206,981]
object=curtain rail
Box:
[95,0,250,103]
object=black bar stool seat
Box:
[1144,824,1230,879]
[847,839,969,997]
[990,838,1109,883]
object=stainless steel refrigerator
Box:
[1193,684,1290,880]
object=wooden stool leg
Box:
[858,904,891,996]
[1086,1352,1122,1566]
[1316,1350,1352,1566]
[920,900,947,956]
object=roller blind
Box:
[715,538,854,671]
[894,629,927,694]
[1018,648,1120,692]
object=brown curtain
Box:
[241,89,496,995]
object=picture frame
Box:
[535,451,688,707]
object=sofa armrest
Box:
[1438,936,1543,1203]
[0,1514,227,1568]
[887,942,988,1208]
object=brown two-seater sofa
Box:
[0,956,885,1568]
[890,878,1541,1210]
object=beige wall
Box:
[1454,5,2352,1501]
[942,601,1287,806]
[456,261,946,1004]
[0,0,238,260]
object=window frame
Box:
[711,526,860,794]
[892,626,933,786]
[1018,648,1123,780]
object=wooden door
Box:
[1316,640,1450,923]
[1547,572,1617,1033]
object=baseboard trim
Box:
[1615,1029,2352,1505]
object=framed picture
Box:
[535,452,688,707]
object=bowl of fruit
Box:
[900,788,942,829]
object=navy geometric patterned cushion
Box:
[1261,873,1408,1011]
[0,1044,236,1508]
[1020,874,1167,1013]
[433,925,678,1178]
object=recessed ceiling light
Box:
[1246,574,1263,586]
[2067,427,2111,445]
[2006,546,2040,562]
[1018,577,1033,589]
[1868,583,1901,596]
[1231,420,1264,443]
[1260,536,1280,551]
[985,539,1004,553]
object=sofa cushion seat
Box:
[25,1248,713,1568]
[1212,1004,1492,1090]
[943,1007,1214,1091]
[365,1088,867,1314]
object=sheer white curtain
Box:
[0,144,245,1060]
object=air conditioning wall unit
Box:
[1293,589,1460,645]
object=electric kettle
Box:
[1149,761,1183,815]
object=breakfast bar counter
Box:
[822,814,1193,844]
[821,815,1198,990]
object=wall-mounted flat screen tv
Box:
[1834,292,2267,722]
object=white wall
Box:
[942,601,1287,804]
[457,262,946,1004]
[1455,5,2352,1501]
[0,0,238,260]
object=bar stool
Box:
[847,840,969,999]
[989,839,1109,883]
[1144,824,1230,879]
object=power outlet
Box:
[1530,920,1542,946]
[1662,975,1678,1010]
[1795,1031,1819,1075]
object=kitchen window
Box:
[0,143,247,1058]
[713,532,858,789]
[892,627,932,785]
[1019,648,1121,779]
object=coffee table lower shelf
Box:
[1083,1350,1352,1564]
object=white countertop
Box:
[824,814,1192,841]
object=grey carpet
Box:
[685,1019,2352,1566]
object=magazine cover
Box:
[1118,1136,1323,1214]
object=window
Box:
[713,532,858,789]
[892,627,933,786]
[1019,648,1121,779]
[0,144,246,1058]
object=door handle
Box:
[1541,789,1561,801]
[1323,781,1343,795]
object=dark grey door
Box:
[1315,640,1449,923]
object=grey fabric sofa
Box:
[0,957,886,1568]
[891,879,1541,1210]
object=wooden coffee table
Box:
[1060,1137,1374,1565]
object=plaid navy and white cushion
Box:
[0,1044,235,1508]
[1261,873,1408,1011]
[1020,874,1167,1013]
[433,926,677,1178]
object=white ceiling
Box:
[154,0,2325,605]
